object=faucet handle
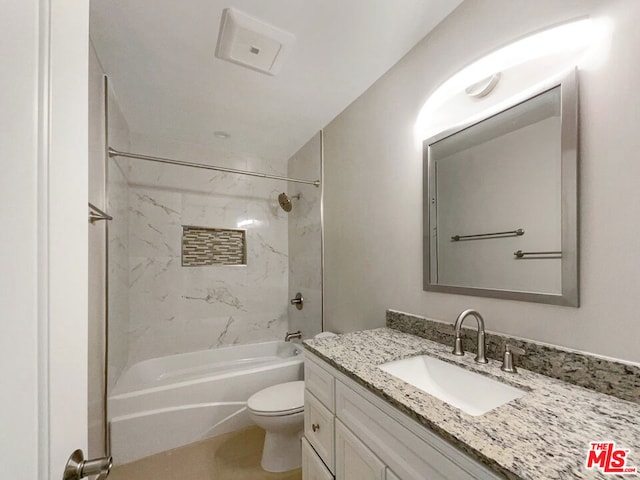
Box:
[506,344,525,355]
[501,344,525,373]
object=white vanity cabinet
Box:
[302,351,503,480]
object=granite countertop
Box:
[303,328,640,480]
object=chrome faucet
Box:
[284,330,302,342]
[452,309,488,364]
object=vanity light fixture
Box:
[415,17,601,142]
[465,73,501,98]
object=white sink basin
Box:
[378,355,525,416]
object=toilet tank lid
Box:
[247,380,304,413]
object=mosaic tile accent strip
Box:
[386,309,640,404]
[182,226,246,266]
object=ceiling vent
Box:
[215,8,295,76]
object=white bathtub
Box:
[108,341,304,464]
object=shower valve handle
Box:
[290,292,304,310]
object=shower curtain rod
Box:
[108,147,321,187]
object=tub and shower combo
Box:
[108,340,303,464]
[102,113,324,467]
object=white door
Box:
[0,1,90,479]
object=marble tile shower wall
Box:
[287,133,323,338]
[116,134,290,369]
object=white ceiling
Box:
[90,0,462,163]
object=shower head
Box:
[278,192,300,212]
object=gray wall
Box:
[323,0,640,363]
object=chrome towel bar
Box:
[514,250,562,258]
[451,228,524,241]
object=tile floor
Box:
[108,426,302,480]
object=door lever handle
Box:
[63,449,113,480]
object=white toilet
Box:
[247,380,305,472]
[248,331,337,472]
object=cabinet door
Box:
[335,420,385,480]
[302,437,333,480]
[386,468,401,480]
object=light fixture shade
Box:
[465,73,501,98]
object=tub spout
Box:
[285,331,302,342]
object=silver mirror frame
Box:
[423,68,579,307]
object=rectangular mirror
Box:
[423,70,578,306]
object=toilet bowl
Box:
[248,332,337,472]
[247,380,305,472]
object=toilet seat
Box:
[247,380,304,416]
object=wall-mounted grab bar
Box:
[89,202,113,223]
[451,228,524,241]
[514,250,562,259]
